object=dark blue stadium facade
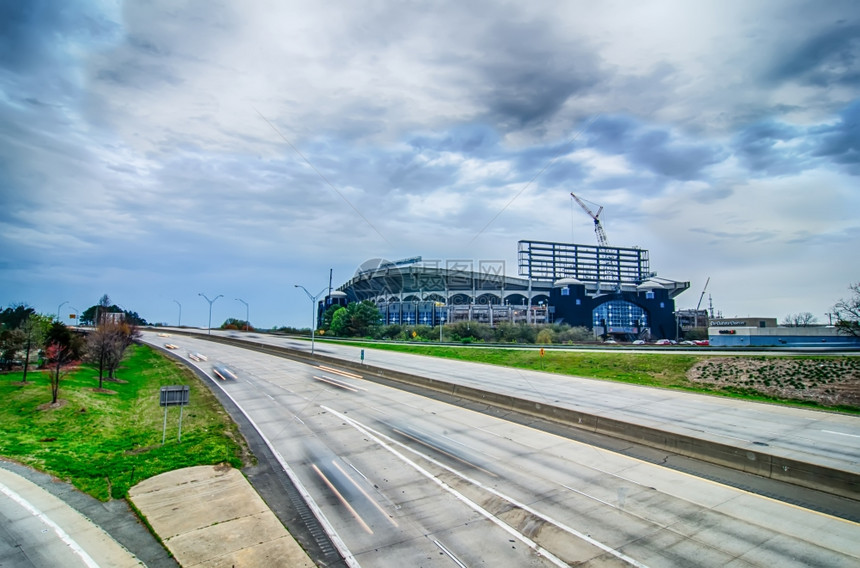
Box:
[324,239,690,340]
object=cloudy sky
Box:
[1,0,858,329]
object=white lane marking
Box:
[0,481,101,568]
[266,394,275,401]
[822,429,860,439]
[205,378,361,568]
[324,406,648,568]
[347,462,369,482]
[434,539,468,568]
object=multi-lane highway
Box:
[179,330,860,481]
[142,330,860,567]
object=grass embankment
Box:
[0,343,248,501]
[340,341,860,412]
[348,342,698,387]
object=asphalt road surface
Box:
[143,331,860,567]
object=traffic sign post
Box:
[160,385,190,444]
[540,347,545,369]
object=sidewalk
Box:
[0,466,143,567]
[128,465,314,568]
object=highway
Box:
[197,330,860,480]
[142,330,860,567]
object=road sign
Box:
[160,385,189,444]
[160,385,190,406]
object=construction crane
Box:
[695,277,710,328]
[696,277,710,312]
[570,192,610,247]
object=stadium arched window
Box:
[593,300,647,327]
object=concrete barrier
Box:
[179,332,860,501]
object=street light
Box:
[70,307,80,327]
[198,293,223,335]
[235,298,249,331]
[173,300,182,327]
[294,285,327,354]
[56,301,68,323]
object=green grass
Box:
[0,344,248,501]
[337,341,860,412]
[348,341,699,387]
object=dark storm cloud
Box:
[468,18,604,130]
[732,120,806,174]
[769,22,860,87]
[732,99,860,175]
[811,99,860,171]
[587,116,727,181]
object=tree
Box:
[0,303,35,330]
[329,301,381,337]
[0,328,24,371]
[19,314,50,382]
[81,297,148,327]
[781,312,819,327]
[106,321,140,380]
[833,282,860,337]
[319,304,342,332]
[44,322,83,405]
[87,322,118,388]
[221,318,253,331]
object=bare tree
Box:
[86,323,115,388]
[833,282,860,337]
[781,312,819,327]
[91,320,141,382]
[45,342,71,404]
[19,314,49,383]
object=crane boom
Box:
[696,277,710,311]
[570,192,609,247]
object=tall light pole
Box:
[70,306,80,327]
[295,285,327,354]
[173,300,182,327]
[198,293,223,335]
[56,301,68,323]
[235,298,249,331]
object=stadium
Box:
[324,239,690,340]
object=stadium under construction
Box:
[324,239,691,340]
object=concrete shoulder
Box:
[129,465,314,567]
